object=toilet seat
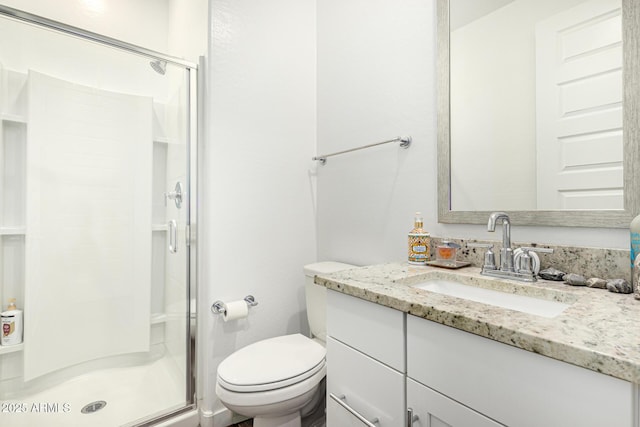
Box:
[215,363,326,416]
[217,334,326,393]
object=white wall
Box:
[316,0,628,270]
[202,0,317,422]
[0,0,207,63]
[0,16,170,99]
[317,0,437,266]
[0,0,170,53]
[168,0,208,61]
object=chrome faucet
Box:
[487,212,514,272]
[470,212,554,282]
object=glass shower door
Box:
[0,7,196,427]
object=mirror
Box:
[437,0,640,227]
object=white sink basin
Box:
[413,279,570,318]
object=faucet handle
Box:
[520,246,553,254]
[468,243,496,271]
[467,243,493,248]
[514,247,552,276]
[514,249,533,275]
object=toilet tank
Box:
[304,262,355,343]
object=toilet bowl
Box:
[215,262,355,427]
[216,334,326,427]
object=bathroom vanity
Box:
[318,263,640,426]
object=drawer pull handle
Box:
[407,408,420,426]
[329,393,379,426]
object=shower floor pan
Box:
[0,356,184,427]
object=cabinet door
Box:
[407,315,634,427]
[407,378,504,427]
[327,337,404,426]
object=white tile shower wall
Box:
[316,0,628,269]
[203,0,317,419]
[1,119,26,227]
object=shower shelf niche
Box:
[0,227,26,235]
[1,113,26,123]
[0,343,23,356]
[151,313,168,324]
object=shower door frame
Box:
[0,5,199,426]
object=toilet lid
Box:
[217,334,326,392]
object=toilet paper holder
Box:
[211,295,258,315]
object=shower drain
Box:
[81,400,107,414]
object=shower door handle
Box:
[169,219,178,253]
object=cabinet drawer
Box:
[327,337,404,427]
[407,378,504,427]
[407,315,634,427]
[327,290,404,371]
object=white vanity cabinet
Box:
[407,378,503,427]
[326,290,406,426]
[407,314,635,427]
[326,287,639,427]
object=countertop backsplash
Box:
[430,237,630,281]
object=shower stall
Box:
[0,6,197,427]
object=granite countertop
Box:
[315,262,640,383]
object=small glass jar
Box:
[436,241,459,265]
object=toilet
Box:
[215,262,355,427]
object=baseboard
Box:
[199,406,248,427]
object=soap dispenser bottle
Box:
[1,298,23,346]
[408,212,430,265]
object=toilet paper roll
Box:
[222,300,249,322]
